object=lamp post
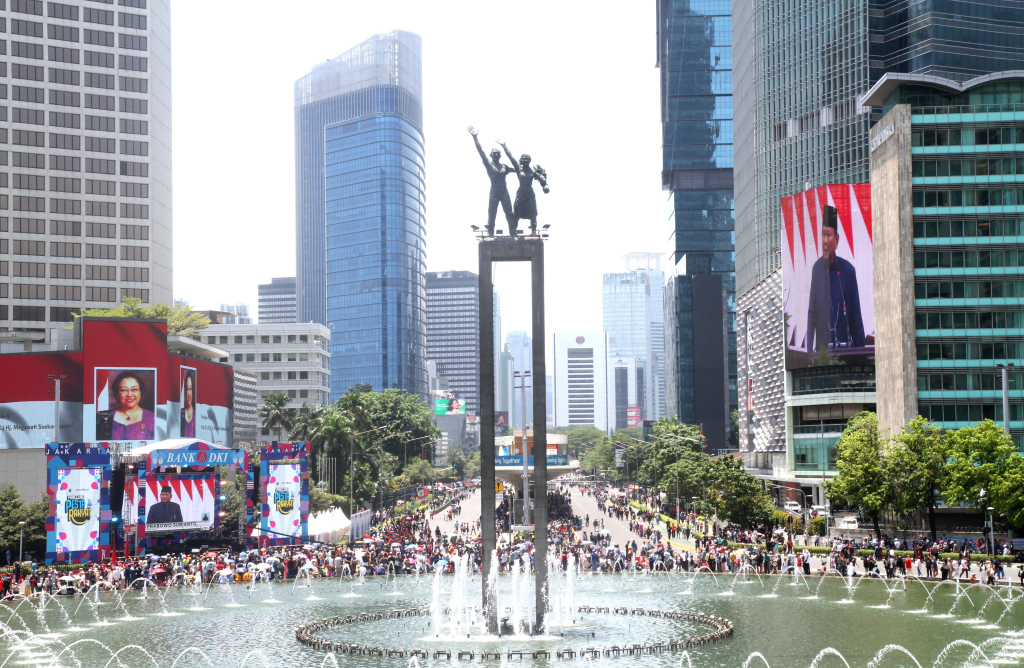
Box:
[514,370,531,525]
[18,521,26,562]
[404,435,432,470]
[987,506,996,557]
[980,487,992,555]
[662,434,702,520]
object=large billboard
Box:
[0,318,233,449]
[53,468,103,554]
[265,463,302,538]
[781,185,874,369]
[143,475,218,534]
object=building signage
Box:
[869,123,894,153]
[495,455,569,466]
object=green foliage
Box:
[580,441,616,476]
[887,416,948,538]
[445,448,467,479]
[611,427,641,443]
[549,425,611,459]
[809,516,826,536]
[826,411,889,537]
[621,417,771,527]
[465,452,481,480]
[218,475,244,538]
[71,297,211,336]
[400,458,438,486]
[309,486,346,515]
[260,393,294,440]
[0,485,49,558]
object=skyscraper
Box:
[552,332,611,432]
[602,253,667,423]
[425,270,480,415]
[258,277,296,324]
[657,0,736,444]
[295,31,427,399]
[506,330,533,427]
[1,0,172,344]
[732,0,1024,495]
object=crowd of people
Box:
[5,474,1024,599]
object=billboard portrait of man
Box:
[147,485,183,524]
[806,206,865,352]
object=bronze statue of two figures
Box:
[468,126,549,237]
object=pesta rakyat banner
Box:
[265,463,302,538]
[781,184,875,370]
[53,468,103,554]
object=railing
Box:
[913,103,1024,116]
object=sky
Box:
[171,1,671,340]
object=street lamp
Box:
[662,433,702,520]
[987,506,996,557]
[404,435,433,470]
[18,521,26,562]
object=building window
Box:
[246,353,255,362]
[273,335,282,343]
[273,372,282,380]
[260,353,269,362]
[246,335,255,344]
[287,371,296,380]
[233,354,242,362]
[272,353,282,362]
[260,372,269,381]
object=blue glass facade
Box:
[295,32,427,400]
[658,0,737,445]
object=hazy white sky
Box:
[171,1,671,339]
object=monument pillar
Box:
[478,236,548,634]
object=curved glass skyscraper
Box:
[295,31,427,400]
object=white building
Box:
[1,0,173,348]
[552,332,611,432]
[602,253,667,423]
[203,323,331,439]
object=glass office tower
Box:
[657,0,736,450]
[296,31,427,399]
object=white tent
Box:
[308,507,350,544]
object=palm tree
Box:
[288,403,326,442]
[259,393,293,442]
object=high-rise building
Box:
[868,74,1024,450]
[552,332,611,433]
[258,277,296,324]
[732,0,1024,499]
[0,0,172,347]
[219,303,251,325]
[295,31,427,399]
[657,0,736,443]
[604,253,667,421]
[204,322,331,419]
[425,270,480,415]
[506,330,533,427]
[497,343,515,424]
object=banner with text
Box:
[144,475,217,534]
[53,468,102,554]
[265,463,302,538]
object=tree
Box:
[0,485,48,559]
[580,441,616,477]
[309,486,346,514]
[826,411,890,537]
[943,419,1019,520]
[549,425,610,459]
[446,448,468,479]
[887,416,947,539]
[260,393,294,442]
[712,456,774,528]
[611,427,641,443]
[71,297,211,336]
[465,452,481,479]
[401,458,437,486]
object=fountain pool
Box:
[1,567,1022,667]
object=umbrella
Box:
[59,576,78,582]
[254,563,272,571]
[436,559,449,567]
[363,538,376,544]
[151,567,167,575]
[391,542,401,547]
[204,552,219,559]
[581,540,594,546]
[149,554,162,560]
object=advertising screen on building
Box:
[144,475,217,534]
[434,397,465,415]
[781,185,874,369]
[626,406,641,428]
[265,463,302,538]
[53,468,102,554]
[0,318,234,449]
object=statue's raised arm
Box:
[499,142,522,175]
[468,126,491,167]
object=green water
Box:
[2,572,1022,667]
